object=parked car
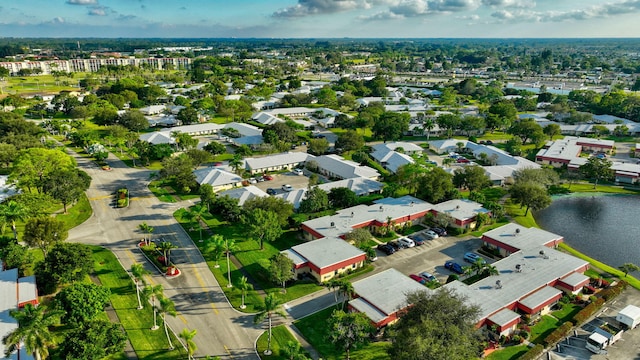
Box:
[463,252,486,264]
[377,243,395,255]
[431,227,448,236]
[249,178,258,184]
[423,230,439,239]
[408,235,425,246]
[388,241,403,251]
[398,237,415,248]
[419,271,437,283]
[282,184,294,192]
[410,274,427,285]
[485,140,493,145]
[456,158,470,163]
[266,188,277,195]
[445,261,465,274]
[293,169,304,176]
[213,162,223,166]
[262,175,273,181]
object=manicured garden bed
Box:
[485,344,529,360]
[116,187,129,208]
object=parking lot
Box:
[549,287,640,360]
[251,170,310,195]
[371,230,488,284]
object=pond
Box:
[535,194,640,272]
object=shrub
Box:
[519,344,544,360]
[599,280,627,301]
[573,298,605,325]
[543,321,573,346]
[519,330,529,340]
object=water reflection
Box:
[535,194,640,270]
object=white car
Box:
[248,178,258,184]
[423,230,439,239]
[282,184,294,192]
[398,237,415,248]
[293,169,304,176]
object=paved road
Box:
[67,152,262,360]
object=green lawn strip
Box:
[503,199,539,228]
[174,208,322,309]
[294,305,391,360]
[529,315,561,344]
[55,193,92,230]
[563,183,640,195]
[256,325,311,359]
[470,220,509,237]
[91,246,185,360]
[485,344,529,360]
[558,243,640,290]
[551,303,582,323]
[148,180,177,203]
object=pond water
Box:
[534,194,640,271]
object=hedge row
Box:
[519,344,544,360]
[600,280,628,301]
[543,321,574,346]
[573,297,605,325]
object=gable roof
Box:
[370,149,414,173]
[371,142,423,153]
[431,199,489,222]
[139,131,174,145]
[351,268,427,316]
[315,155,380,179]
[316,177,384,196]
[193,168,242,188]
[217,185,268,206]
[244,152,313,171]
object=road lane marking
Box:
[88,195,112,201]
[224,345,233,358]
[192,267,219,315]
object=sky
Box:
[1,0,640,38]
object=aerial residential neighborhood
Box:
[3,31,640,360]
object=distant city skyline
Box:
[1,0,639,39]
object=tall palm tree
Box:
[158,296,177,350]
[482,264,500,277]
[205,235,226,268]
[188,205,208,242]
[130,263,150,310]
[138,222,154,245]
[157,241,178,266]
[229,154,243,174]
[422,118,435,140]
[254,294,287,356]
[2,304,62,360]
[235,276,253,309]
[178,328,197,360]
[0,200,28,242]
[338,280,355,309]
[143,284,164,330]
[224,237,236,288]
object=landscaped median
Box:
[91,246,185,360]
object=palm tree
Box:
[2,304,62,360]
[138,222,154,245]
[224,238,237,288]
[338,280,355,309]
[324,279,340,302]
[205,235,226,268]
[254,294,287,356]
[235,276,253,309]
[0,200,28,242]
[482,264,500,277]
[619,263,640,277]
[158,296,177,350]
[188,205,208,242]
[422,118,435,140]
[143,284,164,330]
[157,241,178,266]
[178,328,197,360]
[130,263,150,310]
[229,154,243,174]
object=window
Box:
[352,264,356,269]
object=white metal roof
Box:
[314,155,380,180]
[193,168,242,188]
[488,308,521,327]
[287,237,364,270]
[217,186,268,206]
[519,286,562,311]
[351,268,427,316]
[17,276,37,305]
[431,199,489,222]
[244,152,313,171]
[482,223,563,251]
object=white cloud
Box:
[481,0,534,8]
[88,6,107,16]
[273,0,394,17]
[66,0,98,5]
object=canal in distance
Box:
[534,194,640,273]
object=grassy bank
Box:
[256,325,311,359]
[91,246,185,360]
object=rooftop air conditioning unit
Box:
[495,280,502,289]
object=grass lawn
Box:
[504,198,539,228]
[563,182,640,195]
[256,325,310,359]
[148,179,199,202]
[485,345,529,360]
[529,315,561,344]
[91,246,185,360]
[552,303,582,323]
[294,306,391,360]
[55,193,92,230]
[173,208,323,309]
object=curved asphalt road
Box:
[67,152,262,360]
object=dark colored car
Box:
[388,241,403,251]
[485,140,494,145]
[457,158,470,163]
[266,188,277,195]
[431,227,448,237]
[377,243,396,255]
[445,261,465,274]
[408,235,426,246]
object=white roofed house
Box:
[282,237,367,283]
[193,168,243,192]
[430,199,490,230]
[217,186,268,206]
[139,105,167,116]
[313,155,380,181]
[244,152,314,175]
[223,122,264,147]
[370,148,414,174]
[0,268,38,360]
[139,131,174,145]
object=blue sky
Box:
[1,0,639,38]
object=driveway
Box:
[67,151,262,359]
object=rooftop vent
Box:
[379,205,384,212]
[495,280,502,289]
[350,212,354,218]
[514,228,520,236]
[539,250,549,259]
[515,264,522,273]
[330,222,335,228]
[456,205,460,210]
